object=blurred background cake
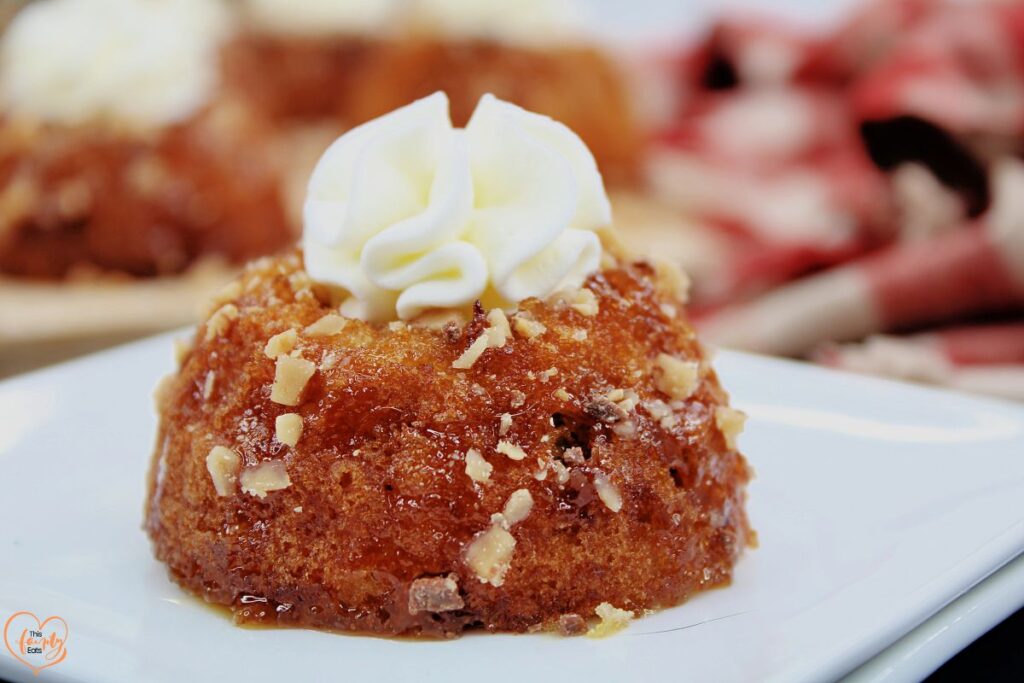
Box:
[2,0,1023,401]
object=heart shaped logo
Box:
[3,612,69,676]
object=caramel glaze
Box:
[222,36,640,184]
[0,101,292,279]
[145,250,752,637]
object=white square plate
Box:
[1,333,1022,683]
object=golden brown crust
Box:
[0,100,292,279]
[223,35,641,184]
[145,250,751,637]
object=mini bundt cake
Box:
[145,92,751,637]
[0,0,292,279]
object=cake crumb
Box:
[715,406,747,450]
[275,413,303,447]
[465,525,516,587]
[240,460,292,499]
[264,328,297,358]
[510,390,526,408]
[655,353,700,401]
[588,602,634,638]
[270,355,316,406]
[408,575,465,614]
[571,328,588,341]
[593,471,623,512]
[206,446,240,497]
[304,314,347,337]
[464,448,493,484]
[204,303,238,342]
[496,440,527,461]
[499,413,513,436]
[558,613,587,636]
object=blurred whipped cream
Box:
[303,92,609,322]
[243,0,583,46]
[411,0,582,46]
[242,0,399,37]
[0,0,229,130]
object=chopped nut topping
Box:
[584,395,628,424]
[715,406,747,450]
[644,399,679,429]
[275,413,303,447]
[612,419,636,439]
[588,602,634,638]
[570,287,599,316]
[653,258,691,303]
[210,279,242,309]
[264,328,298,359]
[558,613,588,636]
[551,460,570,485]
[501,489,534,526]
[319,351,339,370]
[562,446,585,465]
[554,387,572,402]
[510,390,526,408]
[571,328,588,341]
[465,525,516,587]
[533,458,549,481]
[288,270,314,295]
[593,470,623,512]
[486,308,511,344]
[173,337,194,366]
[452,333,489,370]
[204,303,239,342]
[206,446,240,496]
[240,460,292,499]
[408,575,465,614]
[202,371,216,400]
[538,367,558,383]
[270,355,316,406]
[496,440,527,461]
[513,315,547,339]
[655,353,700,401]
[153,373,175,408]
[452,309,512,370]
[464,448,493,484]
[304,314,347,337]
[499,413,513,436]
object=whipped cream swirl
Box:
[0,0,229,129]
[303,92,610,322]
